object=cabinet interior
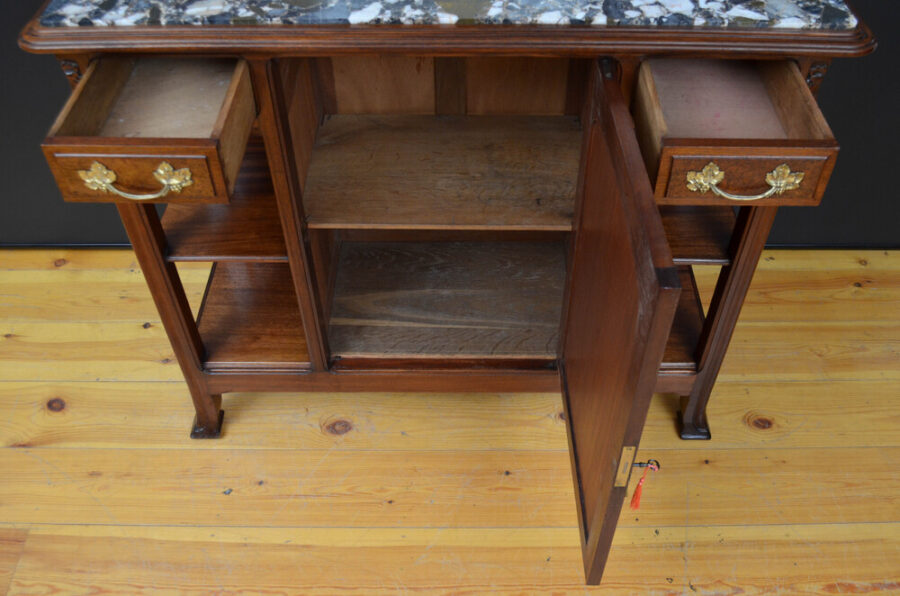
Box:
[329,241,566,361]
[152,56,731,372]
[284,56,585,364]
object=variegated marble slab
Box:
[40,0,858,29]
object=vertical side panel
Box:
[251,58,329,369]
[561,60,680,584]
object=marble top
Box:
[40,0,858,29]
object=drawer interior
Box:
[45,56,256,203]
[634,58,835,178]
[52,57,241,139]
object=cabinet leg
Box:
[117,203,224,439]
[190,394,224,439]
[679,395,712,440]
[678,206,778,440]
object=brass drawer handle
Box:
[78,161,193,201]
[686,162,804,202]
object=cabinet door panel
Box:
[561,60,680,584]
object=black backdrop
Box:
[2,0,897,247]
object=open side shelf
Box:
[303,115,582,231]
[661,266,705,373]
[162,140,288,262]
[660,205,736,266]
[197,262,311,373]
[328,241,566,363]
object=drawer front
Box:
[655,145,837,206]
[43,147,227,204]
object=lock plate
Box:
[614,446,637,488]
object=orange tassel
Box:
[630,462,658,510]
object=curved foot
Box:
[191,410,225,439]
[678,414,711,440]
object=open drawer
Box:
[633,59,838,206]
[42,57,256,204]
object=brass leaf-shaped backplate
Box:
[78,161,117,192]
[153,162,194,193]
[685,162,724,194]
[765,163,804,195]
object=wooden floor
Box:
[0,248,898,594]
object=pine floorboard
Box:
[0,248,898,593]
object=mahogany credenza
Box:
[20,0,874,583]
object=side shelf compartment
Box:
[196,262,312,374]
[161,140,288,262]
[43,57,256,204]
[633,59,838,206]
[660,205,736,266]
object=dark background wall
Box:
[2,0,897,247]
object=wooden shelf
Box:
[660,206,735,266]
[328,241,566,360]
[660,266,704,373]
[162,140,288,262]
[198,262,311,373]
[303,115,581,231]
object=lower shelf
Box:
[328,241,566,362]
[194,248,701,378]
[198,262,312,373]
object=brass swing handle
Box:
[686,162,804,202]
[78,161,193,201]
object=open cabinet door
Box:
[561,59,681,584]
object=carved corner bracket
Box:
[58,58,83,87]
[805,61,829,96]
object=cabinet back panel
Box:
[324,57,571,115]
[332,56,435,114]
[466,57,569,115]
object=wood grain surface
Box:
[331,56,434,114]
[660,205,735,265]
[329,242,566,358]
[197,262,311,371]
[303,115,580,231]
[0,528,26,595]
[0,248,897,593]
[5,523,898,594]
[161,140,288,262]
